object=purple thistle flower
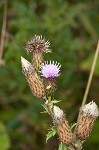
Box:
[40,61,61,79]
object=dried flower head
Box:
[40,61,61,79]
[76,101,99,141]
[21,57,45,98]
[52,106,73,144]
[25,35,50,54]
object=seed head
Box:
[25,35,51,54]
[21,57,45,98]
[52,106,73,145]
[76,101,99,141]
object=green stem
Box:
[48,96,51,103]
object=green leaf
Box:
[51,100,61,104]
[42,104,49,113]
[0,122,10,150]
[46,126,57,142]
[70,123,77,129]
[58,143,67,150]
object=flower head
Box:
[40,61,61,79]
[25,35,51,53]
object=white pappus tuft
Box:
[53,106,65,124]
[81,101,99,117]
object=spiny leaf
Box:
[46,126,57,142]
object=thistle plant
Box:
[21,35,99,150]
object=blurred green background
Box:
[0,0,99,149]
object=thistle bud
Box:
[76,101,99,141]
[53,106,73,145]
[21,57,45,98]
[25,35,51,72]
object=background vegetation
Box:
[0,0,99,149]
